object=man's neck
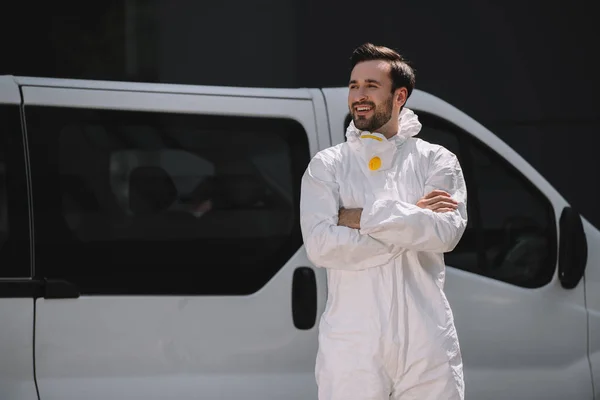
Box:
[377,119,399,139]
[379,125,398,140]
[382,131,398,140]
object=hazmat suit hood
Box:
[345,107,422,171]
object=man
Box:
[299,43,468,400]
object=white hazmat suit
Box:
[300,108,467,400]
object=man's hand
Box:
[338,208,362,229]
[417,190,458,213]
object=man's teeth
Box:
[357,107,371,111]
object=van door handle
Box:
[291,267,317,330]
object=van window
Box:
[418,112,556,288]
[25,107,310,295]
[0,105,31,278]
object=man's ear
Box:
[395,87,408,108]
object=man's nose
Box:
[353,89,368,103]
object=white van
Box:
[0,75,597,400]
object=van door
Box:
[0,77,38,400]
[21,79,327,400]
[321,87,593,400]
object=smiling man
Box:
[300,43,468,400]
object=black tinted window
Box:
[26,107,310,295]
[0,105,30,278]
[418,112,556,288]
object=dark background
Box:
[2,0,598,228]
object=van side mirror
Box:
[558,207,587,289]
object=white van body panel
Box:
[34,249,324,400]
[0,77,22,104]
[583,218,600,393]
[14,76,313,100]
[321,86,594,399]
[0,299,37,400]
[22,86,314,120]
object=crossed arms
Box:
[299,148,468,271]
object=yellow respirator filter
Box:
[368,157,382,171]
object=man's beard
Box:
[351,94,393,133]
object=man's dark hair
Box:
[350,43,416,98]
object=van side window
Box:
[0,110,10,249]
[25,107,310,295]
[418,112,556,288]
[0,105,30,278]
